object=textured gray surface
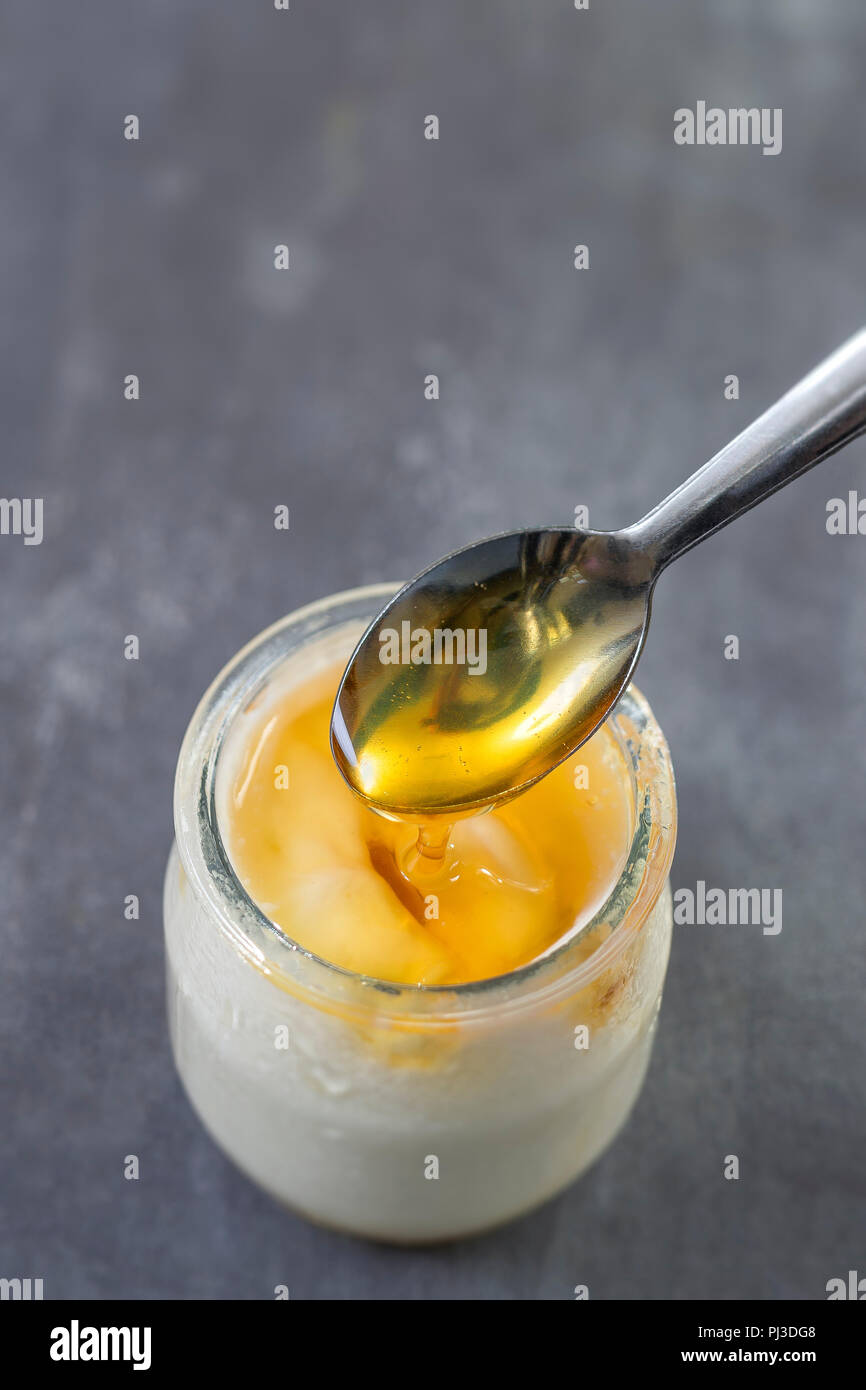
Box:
[1,0,864,1300]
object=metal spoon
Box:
[331,329,866,817]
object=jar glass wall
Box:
[164,585,677,1242]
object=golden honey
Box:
[228,656,634,985]
[331,535,647,815]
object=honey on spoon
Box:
[332,329,866,822]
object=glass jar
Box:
[164,584,677,1243]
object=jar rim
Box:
[173,583,677,1023]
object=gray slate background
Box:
[1,0,864,1300]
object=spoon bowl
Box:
[331,528,653,816]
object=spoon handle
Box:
[627,328,866,572]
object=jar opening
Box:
[173,585,677,1021]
